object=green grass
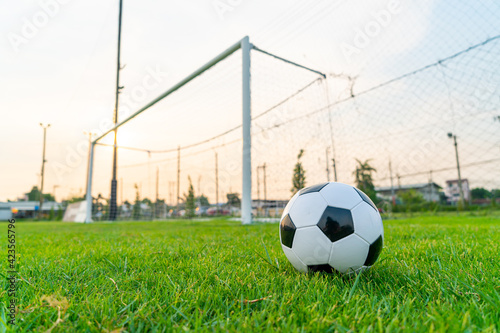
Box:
[2,215,500,332]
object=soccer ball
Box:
[279,182,384,274]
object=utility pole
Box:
[323,78,338,183]
[495,115,500,149]
[53,185,59,202]
[256,165,260,210]
[263,163,267,203]
[109,0,124,221]
[256,164,267,216]
[176,146,180,215]
[448,132,465,208]
[147,151,152,202]
[428,170,433,202]
[332,158,337,182]
[169,181,175,207]
[39,123,50,219]
[155,166,159,219]
[325,148,330,182]
[263,163,267,217]
[389,160,395,205]
[215,152,219,215]
[197,175,202,208]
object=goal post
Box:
[85,141,95,223]
[241,36,252,224]
[85,36,326,224]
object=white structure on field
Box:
[63,201,88,222]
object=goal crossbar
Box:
[93,38,245,144]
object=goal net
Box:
[86,37,329,222]
[86,33,500,222]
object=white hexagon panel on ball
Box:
[292,226,332,266]
[281,245,308,273]
[329,234,370,274]
[288,192,328,228]
[319,182,362,210]
[352,201,384,244]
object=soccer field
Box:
[5,214,500,332]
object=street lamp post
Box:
[448,132,465,208]
[39,123,51,219]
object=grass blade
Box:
[346,270,362,303]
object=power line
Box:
[97,34,500,199]
[244,34,500,137]
[96,76,322,155]
[98,35,500,159]
[118,138,241,169]
[375,158,500,182]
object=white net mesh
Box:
[89,33,500,220]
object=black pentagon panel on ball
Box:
[317,206,355,242]
[354,188,378,211]
[280,214,296,248]
[364,235,383,266]
[299,182,329,196]
[308,264,335,273]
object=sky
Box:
[1,0,499,203]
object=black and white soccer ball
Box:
[279,182,384,274]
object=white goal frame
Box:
[85,36,325,224]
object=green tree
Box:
[226,193,240,206]
[184,176,196,218]
[56,205,63,220]
[141,197,153,206]
[155,199,165,219]
[26,186,40,201]
[196,195,210,206]
[353,159,377,202]
[491,189,500,207]
[471,187,491,199]
[133,184,141,220]
[399,189,425,212]
[25,186,55,202]
[291,149,306,194]
[141,197,154,219]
